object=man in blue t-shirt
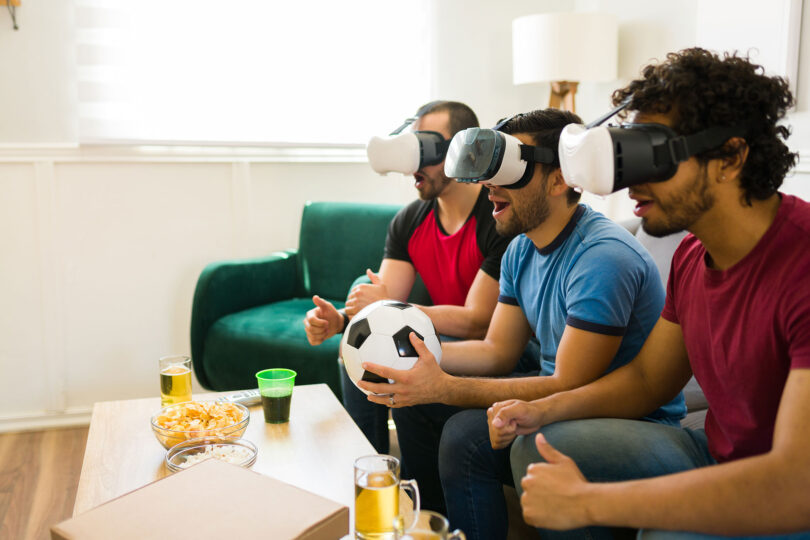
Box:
[358,109,686,539]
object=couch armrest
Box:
[190,250,299,388]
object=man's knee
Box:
[439,409,487,478]
[511,419,710,491]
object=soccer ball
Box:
[340,300,442,395]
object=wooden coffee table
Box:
[73,384,375,518]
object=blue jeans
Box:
[439,408,514,540]
[393,337,543,517]
[393,402,463,514]
[511,418,717,540]
[638,530,810,540]
[340,364,391,453]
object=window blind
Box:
[75,0,432,145]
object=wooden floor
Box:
[0,427,88,540]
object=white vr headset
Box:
[559,100,746,195]
[444,118,555,189]
[366,111,451,176]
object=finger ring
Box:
[389,394,395,406]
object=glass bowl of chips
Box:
[165,436,258,473]
[150,400,250,449]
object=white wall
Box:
[0,152,414,430]
[1,0,809,430]
[0,1,76,143]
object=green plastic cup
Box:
[255,368,296,423]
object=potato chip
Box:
[152,400,247,448]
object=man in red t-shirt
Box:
[303,101,514,458]
[488,49,810,538]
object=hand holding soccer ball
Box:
[340,300,442,396]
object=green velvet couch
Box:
[190,201,403,397]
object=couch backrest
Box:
[297,201,402,300]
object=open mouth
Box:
[492,200,510,217]
[633,199,654,217]
[414,173,426,189]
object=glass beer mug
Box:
[394,510,466,540]
[354,454,420,539]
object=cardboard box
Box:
[51,459,349,539]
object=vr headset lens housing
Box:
[445,127,555,188]
[366,129,450,176]
[444,128,503,179]
[559,103,745,195]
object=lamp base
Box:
[549,81,579,113]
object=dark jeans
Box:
[393,402,462,514]
[394,338,542,518]
[340,363,390,453]
[439,408,514,540]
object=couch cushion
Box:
[681,409,708,432]
[202,298,345,396]
[633,223,688,288]
[683,375,708,412]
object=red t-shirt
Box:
[384,189,511,306]
[661,195,810,462]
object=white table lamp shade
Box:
[512,12,618,84]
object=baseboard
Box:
[0,407,92,433]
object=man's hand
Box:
[359,332,450,407]
[345,269,389,317]
[303,295,342,346]
[520,433,592,530]
[487,399,547,449]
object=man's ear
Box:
[547,168,569,196]
[718,137,749,183]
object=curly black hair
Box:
[612,47,797,205]
[499,108,583,205]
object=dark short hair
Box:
[416,100,479,138]
[498,108,583,205]
[612,47,797,205]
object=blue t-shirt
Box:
[499,205,686,425]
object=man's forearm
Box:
[440,340,519,376]
[420,304,488,340]
[441,375,564,408]
[581,453,810,535]
[540,363,670,425]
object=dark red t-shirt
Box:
[661,194,810,462]
[384,188,511,306]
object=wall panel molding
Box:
[230,161,253,258]
[33,161,68,413]
[0,407,92,433]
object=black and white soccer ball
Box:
[340,300,442,395]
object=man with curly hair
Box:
[489,48,810,539]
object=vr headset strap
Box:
[503,145,557,190]
[390,117,417,136]
[653,126,745,165]
[436,138,451,156]
[391,101,448,135]
[586,97,631,129]
[520,145,555,164]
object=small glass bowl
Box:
[150,400,250,449]
[165,436,258,473]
